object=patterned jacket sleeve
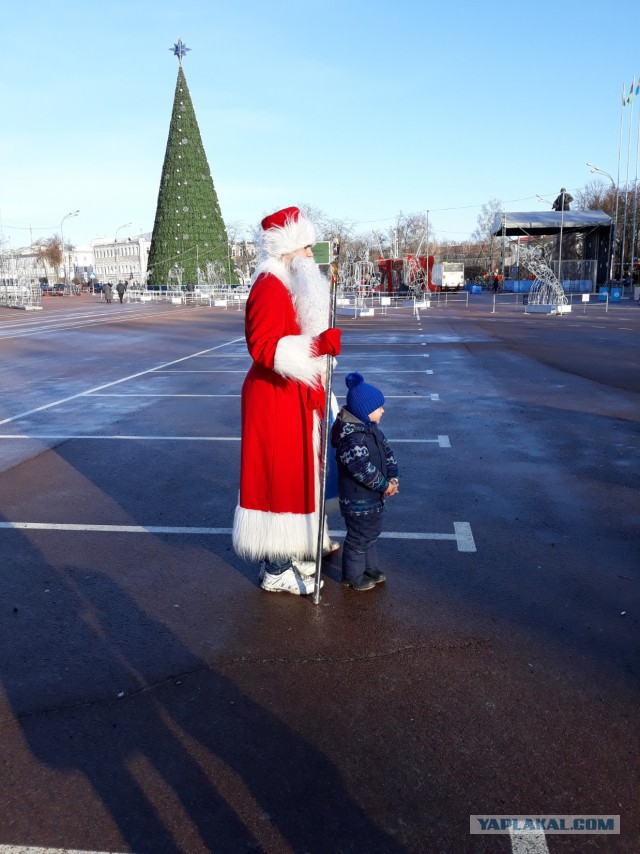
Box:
[382,434,398,480]
[338,434,389,493]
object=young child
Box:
[330,372,399,591]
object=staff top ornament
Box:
[170,39,191,65]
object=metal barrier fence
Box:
[93,284,629,320]
[0,283,42,310]
[490,291,612,314]
[121,284,251,308]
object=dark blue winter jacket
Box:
[330,406,399,517]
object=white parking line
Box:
[0,434,450,445]
[89,393,242,398]
[0,338,245,426]
[193,354,433,358]
[510,829,550,853]
[0,522,476,552]
[154,369,437,374]
[0,848,125,854]
[0,435,241,441]
[0,306,186,340]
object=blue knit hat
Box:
[345,372,385,424]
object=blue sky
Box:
[1,0,638,248]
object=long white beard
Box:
[289,256,331,336]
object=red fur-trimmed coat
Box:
[232,260,326,561]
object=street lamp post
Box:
[60,210,79,294]
[587,162,617,282]
[113,223,132,285]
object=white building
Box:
[69,245,95,283]
[92,233,151,285]
[1,244,97,286]
[230,240,256,283]
[0,245,56,285]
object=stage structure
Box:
[491,210,612,287]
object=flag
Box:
[636,79,640,96]
[627,78,635,104]
[622,83,627,106]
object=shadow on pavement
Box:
[0,540,405,853]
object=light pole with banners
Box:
[587,162,617,282]
[60,210,79,294]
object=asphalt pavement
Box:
[0,292,638,854]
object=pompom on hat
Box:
[259,206,316,259]
[345,372,385,424]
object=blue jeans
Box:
[263,557,292,576]
[342,512,384,581]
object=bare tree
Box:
[575,179,640,275]
[574,179,616,215]
[471,198,503,272]
[299,203,356,249]
[35,235,63,283]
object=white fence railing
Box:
[0,283,42,310]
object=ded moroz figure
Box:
[232,206,341,595]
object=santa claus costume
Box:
[232,207,341,594]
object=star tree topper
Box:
[170,39,191,65]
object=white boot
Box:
[259,559,319,580]
[292,559,316,577]
[261,566,319,595]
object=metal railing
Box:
[0,283,43,310]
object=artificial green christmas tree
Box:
[147,41,236,287]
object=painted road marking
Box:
[510,829,550,853]
[83,393,436,399]
[88,393,243,398]
[0,435,241,441]
[0,306,188,341]
[89,390,435,398]
[0,848,127,854]
[0,522,476,552]
[335,369,431,372]
[0,338,245,426]
[0,434,449,445]
[154,369,434,374]
[385,394,439,400]
[194,353,433,358]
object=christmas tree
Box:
[147,41,235,287]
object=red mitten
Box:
[305,383,324,411]
[312,327,341,357]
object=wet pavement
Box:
[0,292,638,853]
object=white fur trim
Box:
[250,257,292,289]
[232,412,331,562]
[288,256,331,336]
[233,505,318,561]
[273,334,321,386]
[259,213,316,260]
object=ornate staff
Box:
[312,242,339,604]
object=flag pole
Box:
[621,78,635,284]
[614,82,626,280]
[630,79,640,272]
[312,246,339,605]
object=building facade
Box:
[230,240,256,284]
[91,233,152,284]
